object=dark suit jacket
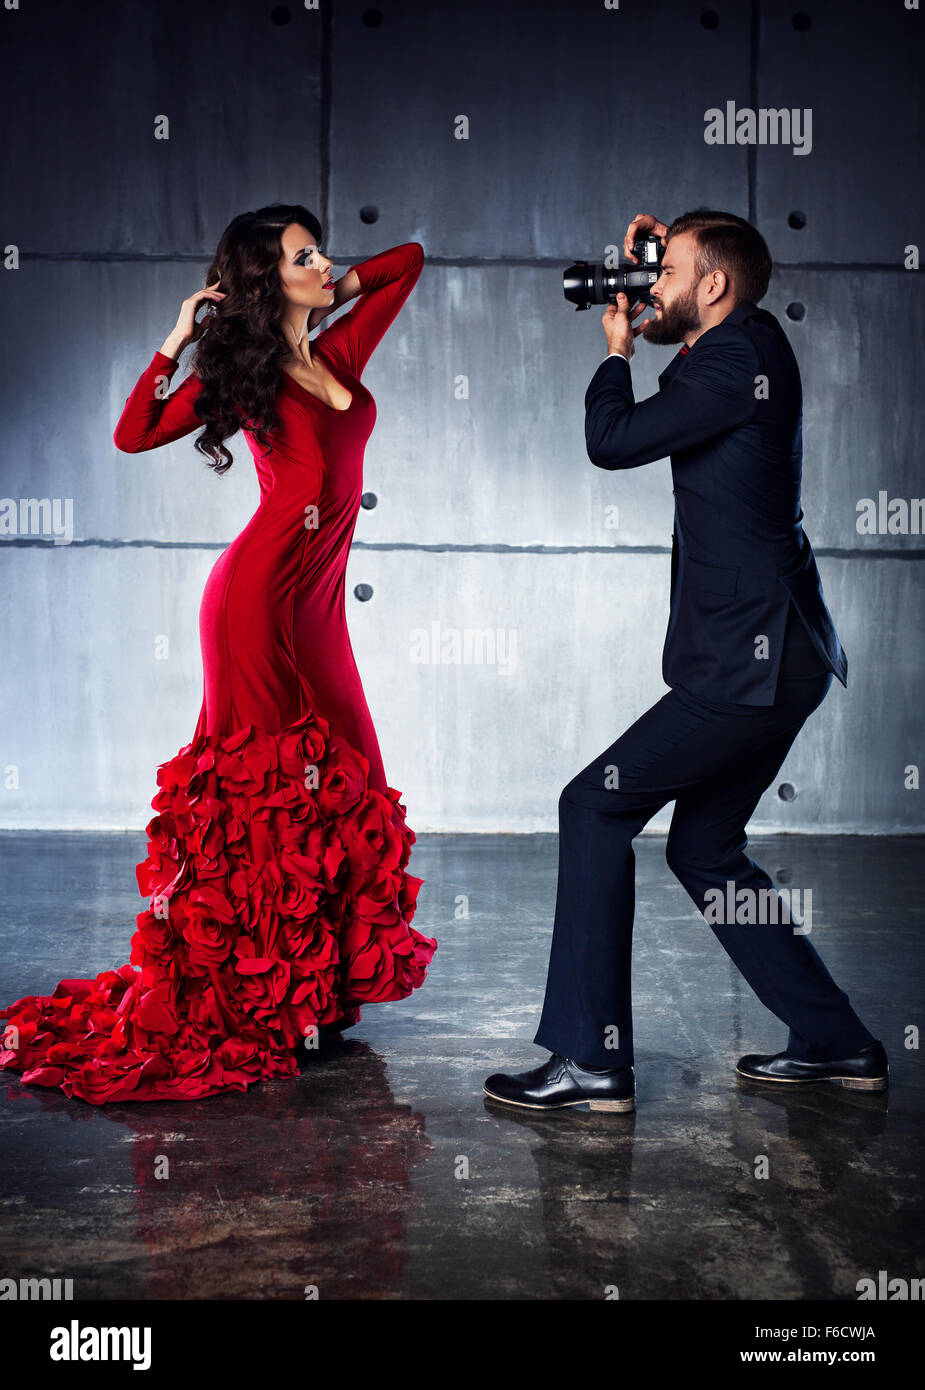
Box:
[584,299,847,706]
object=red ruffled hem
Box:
[0,710,436,1104]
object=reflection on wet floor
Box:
[0,831,921,1299]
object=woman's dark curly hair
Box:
[188,202,324,475]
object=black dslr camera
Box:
[563,235,665,310]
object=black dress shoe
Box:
[736,1040,888,1091]
[484,1053,635,1112]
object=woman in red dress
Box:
[0,203,436,1104]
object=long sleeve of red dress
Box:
[325,241,424,378]
[112,350,204,453]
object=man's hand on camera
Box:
[603,293,650,361]
[624,213,669,262]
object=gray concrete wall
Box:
[1,0,922,832]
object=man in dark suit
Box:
[485,209,886,1113]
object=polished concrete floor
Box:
[0,830,921,1301]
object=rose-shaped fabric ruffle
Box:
[0,711,436,1104]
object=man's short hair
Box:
[667,208,773,304]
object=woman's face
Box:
[277,222,335,308]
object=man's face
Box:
[641,231,703,345]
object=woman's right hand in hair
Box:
[623,214,669,262]
[159,280,226,359]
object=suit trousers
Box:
[533,630,877,1069]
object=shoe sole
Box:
[483,1086,635,1113]
[735,1065,888,1092]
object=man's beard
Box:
[641,283,701,345]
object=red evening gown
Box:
[0,241,437,1104]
